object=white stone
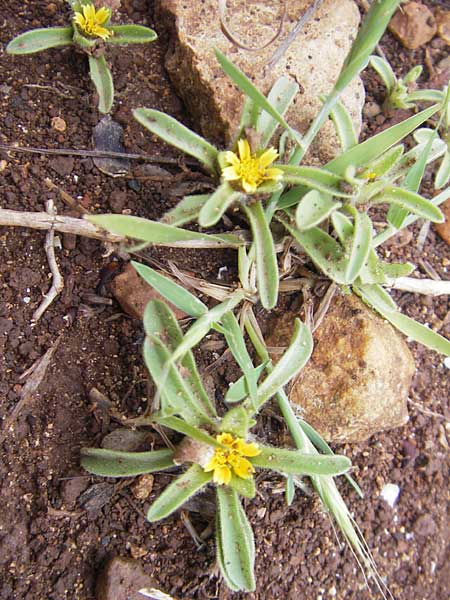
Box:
[380,483,401,508]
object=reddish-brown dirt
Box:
[0,1,449,599]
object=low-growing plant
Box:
[6,0,157,114]
[80,0,450,595]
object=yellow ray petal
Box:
[237,139,251,161]
[235,439,261,457]
[259,147,279,168]
[224,150,240,166]
[95,7,111,24]
[221,166,240,181]
[214,465,232,485]
[231,455,255,479]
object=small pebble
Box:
[51,116,67,132]
[380,483,400,508]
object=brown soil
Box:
[0,1,449,599]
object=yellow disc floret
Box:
[222,139,283,194]
[204,432,261,485]
[73,4,112,40]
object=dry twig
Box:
[32,200,65,323]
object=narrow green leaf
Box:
[380,261,415,278]
[143,301,216,417]
[87,214,243,247]
[218,407,253,439]
[81,447,174,477]
[355,284,450,356]
[344,210,373,282]
[221,312,257,405]
[296,190,342,231]
[133,108,219,172]
[282,218,349,284]
[436,151,450,189]
[198,182,242,227]
[106,25,157,44]
[326,104,440,176]
[225,364,266,404]
[278,165,351,198]
[369,55,396,92]
[214,48,302,146]
[132,261,207,318]
[154,416,221,448]
[256,319,313,409]
[361,145,404,180]
[388,128,437,228]
[252,445,351,476]
[329,99,358,151]
[335,0,401,93]
[228,474,256,499]
[171,292,245,364]
[88,55,114,114]
[243,201,279,310]
[297,419,364,498]
[372,186,444,223]
[331,210,354,244]
[285,475,295,505]
[147,465,212,522]
[6,27,73,54]
[144,335,213,424]
[216,487,255,592]
[160,194,209,227]
[256,76,299,147]
[382,312,450,356]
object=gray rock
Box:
[155,0,364,163]
[267,293,415,442]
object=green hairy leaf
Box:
[154,416,221,448]
[221,312,258,405]
[329,99,358,151]
[143,301,216,417]
[170,292,245,364]
[87,214,243,248]
[252,445,351,476]
[369,55,396,92]
[326,104,440,176]
[133,108,219,172]
[147,465,212,522]
[132,261,207,318]
[198,182,243,227]
[282,218,349,284]
[356,284,450,356]
[243,201,279,310]
[256,76,299,147]
[160,194,209,227]
[216,487,256,592]
[256,319,313,408]
[7,27,73,54]
[81,447,175,477]
[279,165,351,198]
[344,209,373,282]
[225,364,266,404]
[215,48,302,146]
[88,55,114,114]
[372,186,444,223]
[295,190,342,231]
[106,25,157,44]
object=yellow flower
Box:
[204,432,261,485]
[222,139,283,194]
[73,4,112,40]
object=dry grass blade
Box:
[0,335,63,444]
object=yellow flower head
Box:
[222,139,283,194]
[204,432,261,485]
[73,4,112,40]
